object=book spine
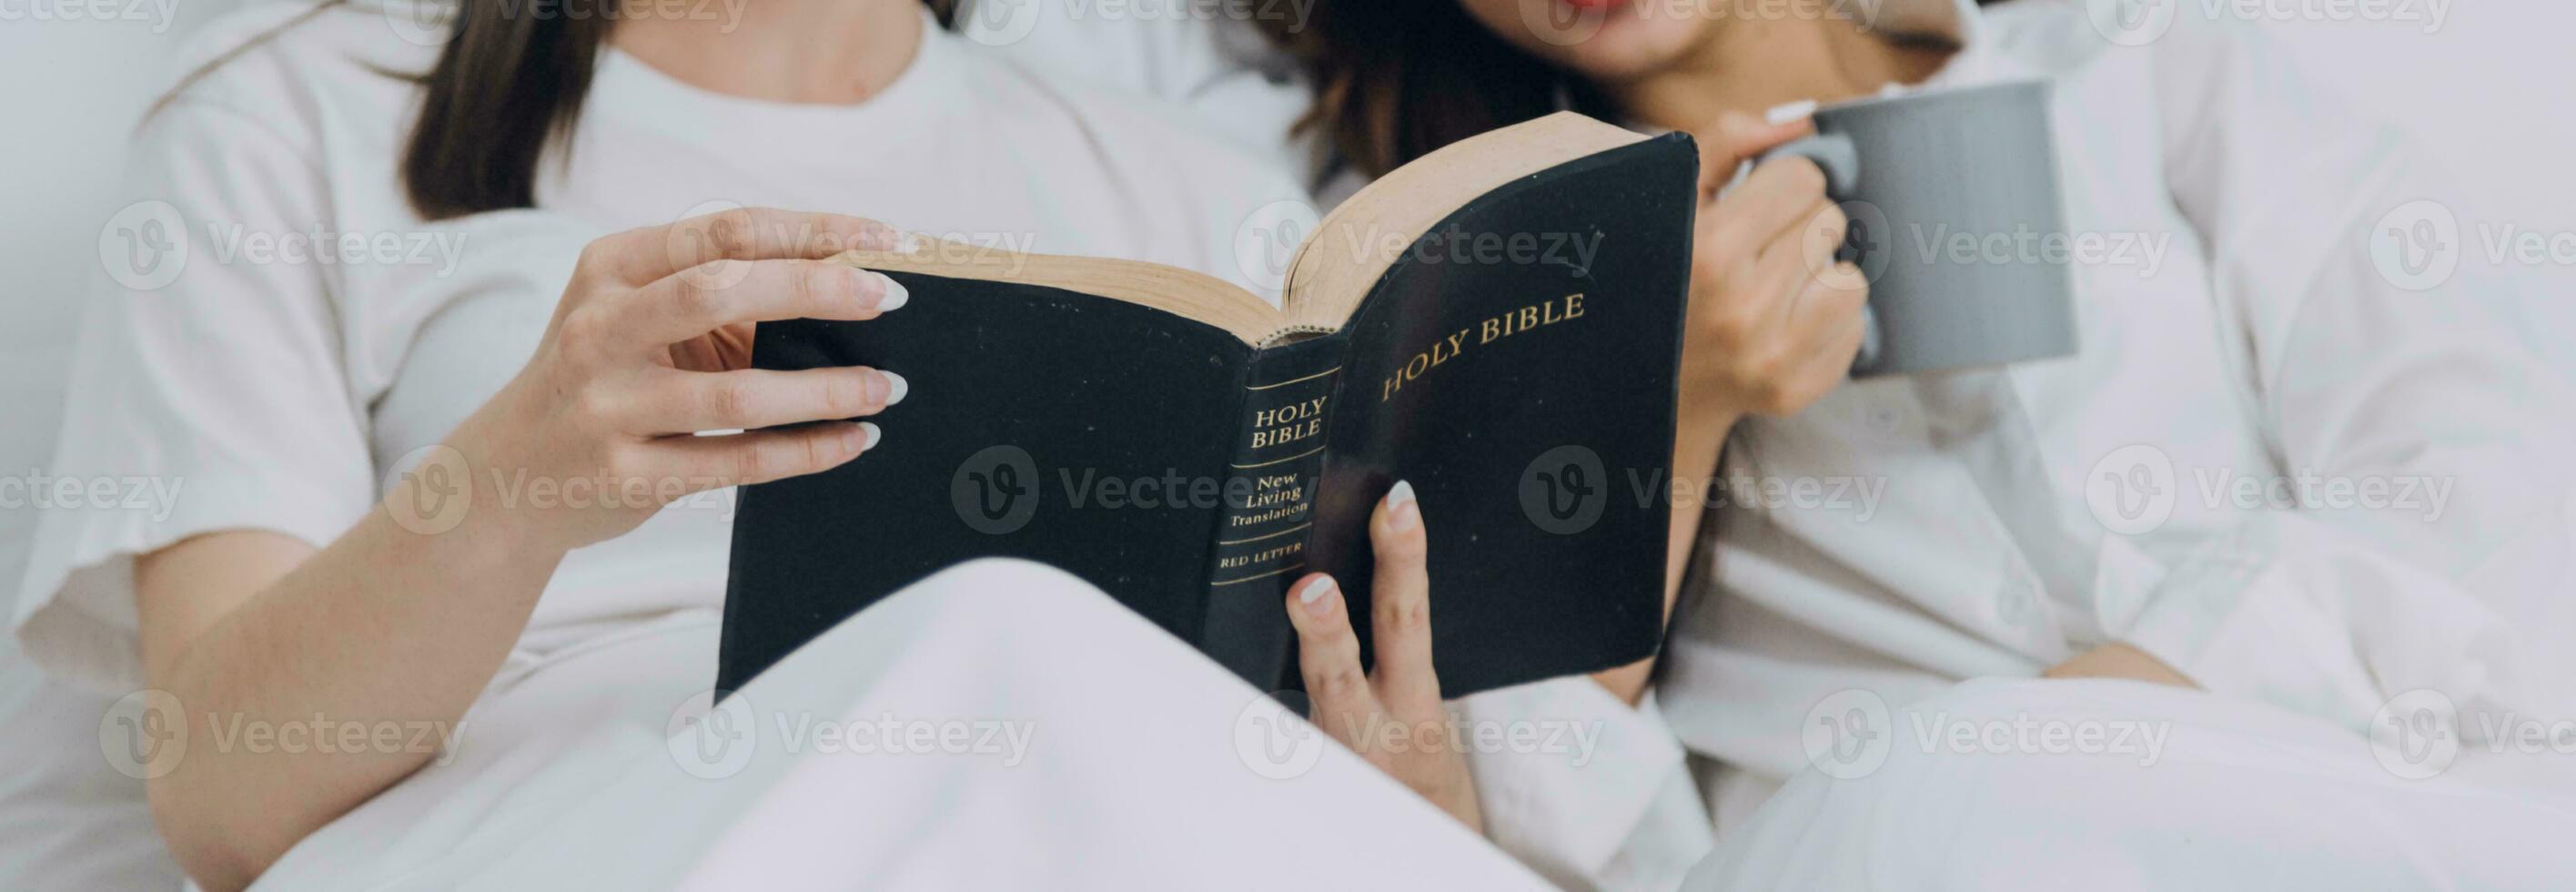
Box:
[1197,337,1345,690]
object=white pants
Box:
[257,559,1546,890]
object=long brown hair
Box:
[1256,2,1613,184]
[157,0,955,221]
[1259,1,1984,183]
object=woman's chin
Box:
[1540,34,1702,86]
[1491,5,1710,85]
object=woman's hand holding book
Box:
[1280,481,1486,833]
[437,208,914,552]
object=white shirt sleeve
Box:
[1460,678,1714,892]
[11,96,377,693]
[2116,17,2576,733]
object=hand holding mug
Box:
[1679,110,1873,421]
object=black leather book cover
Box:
[720,134,1697,698]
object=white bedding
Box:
[1693,677,2576,890]
[254,559,1548,890]
[237,557,2576,891]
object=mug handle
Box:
[1759,132,1860,196]
[1756,132,1882,374]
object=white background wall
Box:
[2,4,245,887]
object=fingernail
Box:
[893,231,925,254]
[859,421,883,450]
[1388,479,1417,509]
[1764,98,1817,125]
[841,423,865,452]
[1386,480,1419,532]
[1297,576,1335,614]
[879,370,908,405]
[873,273,908,311]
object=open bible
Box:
[720,113,1699,698]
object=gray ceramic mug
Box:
[1761,80,2078,377]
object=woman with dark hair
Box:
[957,0,2576,887]
[13,0,1655,887]
[25,0,2576,884]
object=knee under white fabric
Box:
[257,559,1545,890]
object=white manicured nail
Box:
[893,230,925,254]
[874,273,908,311]
[1386,480,1419,532]
[860,421,883,450]
[1297,576,1332,605]
[879,370,908,405]
[1764,98,1818,125]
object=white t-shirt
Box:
[13,1,1308,693]
[957,1,2576,887]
